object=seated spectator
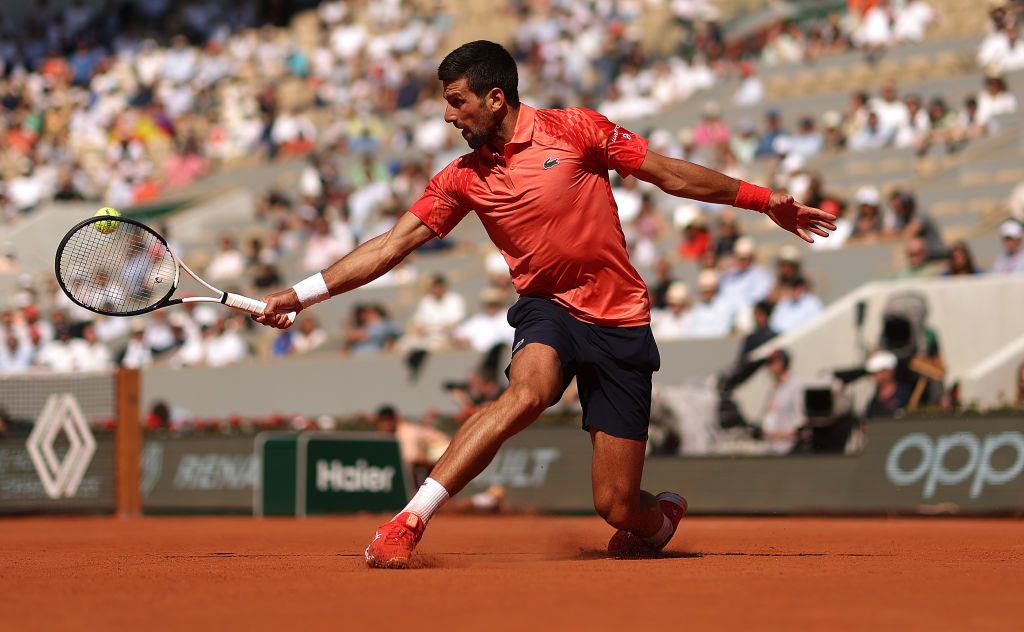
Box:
[0,331,33,373]
[977,22,1024,74]
[343,304,399,355]
[291,316,327,355]
[676,209,711,262]
[916,97,959,155]
[774,116,823,159]
[770,275,823,333]
[205,235,246,282]
[884,190,947,260]
[942,240,980,276]
[120,323,153,369]
[684,270,734,339]
[893,0,934,44]
[991,219,1024,274]
[732,61,764,107]
[977,74,1018,127]
[454,288,514,354]
[446,368,504,422]
[71,323,113,371]
[712,210,742,260]
[721,300,778,391]
[403,275,467,352]
[821,110,847,152]
[651,282,693,341]
[36,326,78,372]
[755,110,787,158]
[952,97,990,146]
[647,257,676,311]
[849,186,884,243]
[693,101,730,149]
[375,405,450,485]
[303,216,352,272]
[848,111,893,151]
[202,317,248,367]
[761,349,804,455]
[896,237,939,278]
[894,93,930,148]
[870,82,910,138]
[720,237,774,309]
[864,350,912,419]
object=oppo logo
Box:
[885,432,1024,499]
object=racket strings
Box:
[58,220,176,315]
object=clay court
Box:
[2,515,1020,630]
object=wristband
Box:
[292,272,330,308]
[734,181,772,214]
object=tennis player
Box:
[255,41,837,568]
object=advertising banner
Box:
[256,432,410,516]
[0,437,115,514]
[142,436,260,512]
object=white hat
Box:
[822,110,843,129]
[866,350,898,373]
[480,287,504,304]
[777,244,801,263]
[999,219,1023,239]
[666,281,690,306]
[734,237,756,258]
[697,269,719,291]
[856,186,880,206]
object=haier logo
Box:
[316,459,396,493]
[885,432,1024,499]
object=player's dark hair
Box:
[438,40,520,107]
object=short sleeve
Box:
[409,161,471,239]
[574,108,649,178]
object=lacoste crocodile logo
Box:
[543,157,559,169]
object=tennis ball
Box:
[94,207,121,234]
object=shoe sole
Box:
[365,555,411,569]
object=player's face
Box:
[442,78,498,150]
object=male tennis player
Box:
[255,41,836,568]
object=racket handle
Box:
[224,293,297,324]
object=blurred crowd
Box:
[2,0,1023,449]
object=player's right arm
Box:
[254,212,436,329]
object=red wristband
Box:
[734,181,772,214]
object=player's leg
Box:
[576,325,686,557]
[592,429,688,557]
[365,342,563,568]
[428,342,563,493]
[590,429,662,535]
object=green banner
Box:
[298,433,409,516]
[255,433,299,517]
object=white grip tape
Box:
[225,293,296,323]
[292,272,331,308]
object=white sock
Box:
[397,478,450,523]
[642,515,674,548]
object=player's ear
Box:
[485,87,505,113]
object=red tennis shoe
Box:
[365,512,426,569]
[607,492,688,558]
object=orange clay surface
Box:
[1,515,1021,631]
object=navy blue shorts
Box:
[505,296,660,441]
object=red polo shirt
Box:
[410,104,651,326]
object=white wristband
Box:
[292,272,330,308]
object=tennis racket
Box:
[55,215,295,322]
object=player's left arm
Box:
[633,151,838,244]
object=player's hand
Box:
[764,192,837,243]
[253,289,301,329]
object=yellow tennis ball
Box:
[94,207,121,234]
